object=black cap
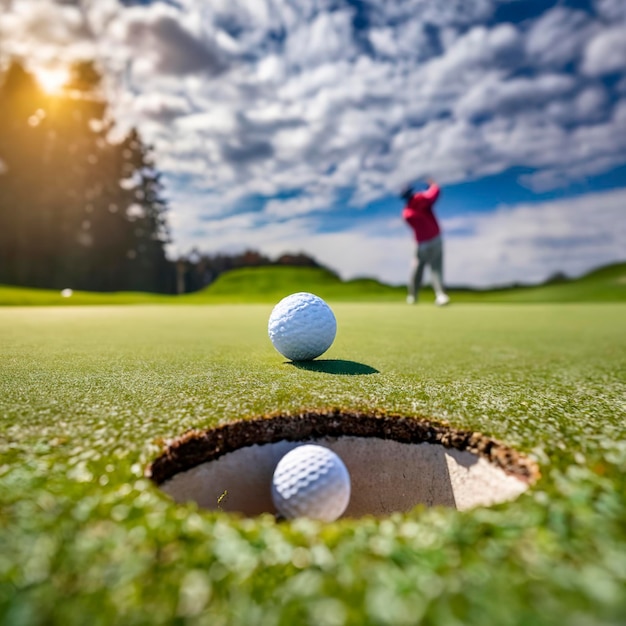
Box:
[400,186,414,201]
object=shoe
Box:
[435,293,450,306]
[406,295,415,304]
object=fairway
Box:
[1,303,625,625]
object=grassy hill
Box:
[463,262,626,303]
[0,261,624,305]
[186,265,406,303]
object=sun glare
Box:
[35,67,69,94]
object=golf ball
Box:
[271,444,351,521]
[268,292,337,361]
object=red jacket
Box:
[402,184,441,243]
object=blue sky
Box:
[1,0,625,286]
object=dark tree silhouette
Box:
[0,60,172,292]
[0,62,49,287]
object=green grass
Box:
[0,266,404,306]
[467,262,626,303]
[196,266,407,302]
[0,284,175,306]
[1,261,625,306]
[1,302,625,625]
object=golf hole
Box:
[147,411,540,518]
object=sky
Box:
[1,0,625,287]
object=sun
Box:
[35,67,69,94]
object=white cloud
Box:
[525,7,597,69]
[544,86,609,125]
[443,188,626,286]
[594,0,626,22]
[456,73,576,120]
[582,26,626,76]
[0,0,95,65]
[3,1,624,204]
[420,23,522,91]
[518,99,626,191]
[108,3,229,78]
[285,9,357,67]
[265,192,338,218]
[132,92,192,122]
[362,0,500,30]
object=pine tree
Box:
[0,60,172,292]
[110,129,172,292]
[0,61,49,286]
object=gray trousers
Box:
[409,235,445,299]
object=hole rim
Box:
[146,409,540,487]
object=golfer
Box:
[401,177,450,306]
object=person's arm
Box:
[422,178,440,201]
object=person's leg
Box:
[429,237,449,305]
[408,244,425,303]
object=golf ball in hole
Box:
[271,444,351,521]
[268,292,337,361]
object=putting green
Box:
[1,303,625,625]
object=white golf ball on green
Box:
[268,292,337,361]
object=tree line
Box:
[0,60,172,292]
[0,60,322,294]
[175,250,324,294]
